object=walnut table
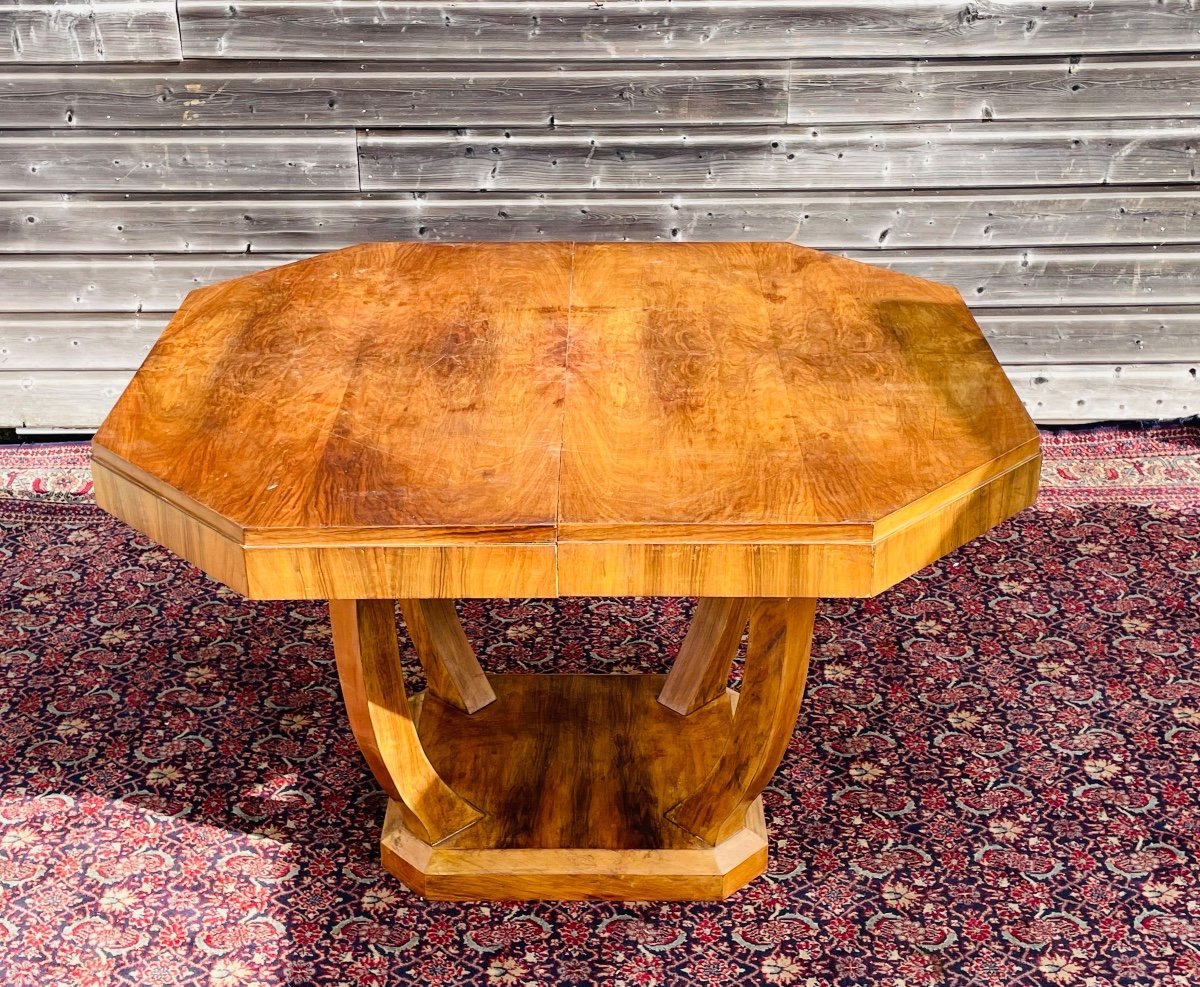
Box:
[91,242,1040,901]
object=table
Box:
[92,242,1040,901]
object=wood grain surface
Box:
[41,241,1190,317]
[0,63,788,128]
[1007,364,1200,422]
[787,55,1200,123]
[669,598,815,845]
[96,243,569,533]
[398,599,496,713]
[383,673,770,899]
[0,130,359,191]
[329,598,482,843]
[93,241,1039,598]
[176,1,1200,60]
[1,1,182,63]
[415,674,727,851]
[8,189,1198,253]
[977,307,1200,363]
[559,242,1035,528]
[2,56,1196,128]
[658,598,752,716]
[358,121,1200,192]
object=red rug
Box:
[0,425,1198,986]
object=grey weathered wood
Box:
[1010,364,1199,422]
[847,247,1200,307]
[0,314,166,369]
[0,254,305,311]
[359,121,1200,192]
[4,188,1198,252]
[2,247,1194,313]
[0,63,787,128]
[0,130,359,191]
[1,1,181,64]
[0,369,132,428]
[0,3,1192,430]
[788,55,1200,124]
[4,56,1195,129]
[978,308,1200,364]
[177,0,1200,60]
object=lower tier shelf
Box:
[380,673,768,900]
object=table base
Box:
[380,674,768,900]
[330,596,815,902]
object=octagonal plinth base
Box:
[379,674,768,901]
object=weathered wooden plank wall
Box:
[1,1,1198,428]
[1,2,181,63]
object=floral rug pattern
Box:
[0,426,1198,986]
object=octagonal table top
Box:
[92,241,1040,600]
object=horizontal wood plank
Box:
[3,56,1196,129]
[0,313,166,369]
[3,188,1197,252]
[6,362,1193,430]
[0,369,132,428]
[1,1,181,64]
[977,307,1200,364]
[0,63,787,128]
[1011,363,1200,422]
[359,121,1200,192]
[843,247,1200,307]
[3,247,1195,312]
[0,130,359,191]
[0,254,303,311]
[788,55,1200,124]
[177,0,1200,60]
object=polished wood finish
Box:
[93,241,1039,600]
[327,595,812,899]
[561,243,1031,528]
[381,793,768,902]
[380,674,769,901]
[97,242,568,533]
[658,598,751,716]
[93,241,1040,900]
[398,599,495,714]
[669,598,816,845]
[328,598,481,844]
[91,455,249,596]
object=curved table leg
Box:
[658,598,752,715]
[399,598,496,713]
[329,598,482,845]
[668,597,816,846]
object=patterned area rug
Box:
[0,426,1198,987]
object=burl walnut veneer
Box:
[92,242,1039,900]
